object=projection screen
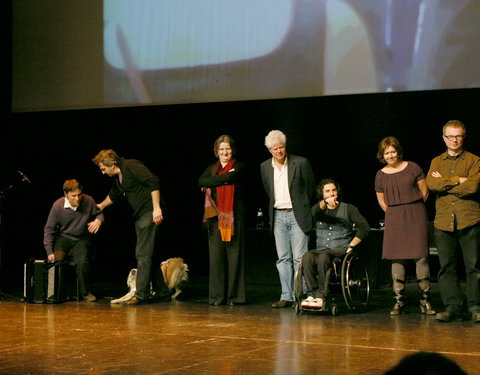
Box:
[12,0,480,112]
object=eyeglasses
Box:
[444,135,465,141]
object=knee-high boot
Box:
[390,278,405,315]
[417,276,436,315]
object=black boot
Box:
[418,277,436,315]
[390,278,405,315]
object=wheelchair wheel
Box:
[341,251,370,313]
[331,303,338,316]
[294,302,302,315]
[293,260,304,303]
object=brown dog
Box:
[111,258,189,304]
[161,257,189,300]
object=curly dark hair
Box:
[316,178,342,201]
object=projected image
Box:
[332,0,480,94]
[103,0,326,105]
[103,0,480,106]
[11,0,480,111]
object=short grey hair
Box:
[264,130,287,149]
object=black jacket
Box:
[260,154,316,233]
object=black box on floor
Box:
[24,259,69,303]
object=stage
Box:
[0,278,478,375]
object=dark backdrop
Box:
[1,88,480,292]
[2,0,480,293]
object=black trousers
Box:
[302,248,346,298]
[134,211,160,299]
[53,236,91,296]
[207,216,246,304]
[434,224,480,312]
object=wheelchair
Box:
[294,250,370,315]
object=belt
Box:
[275,208,292,212]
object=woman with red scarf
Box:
[199,135,246,306]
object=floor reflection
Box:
[1,284,479,374]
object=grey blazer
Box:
[260,154,316,234]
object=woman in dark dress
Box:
[199,135,246,306]
[375,136,435,315]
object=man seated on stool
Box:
[43,179,104,302]
[301,178,370,308]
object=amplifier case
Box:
[24,259,68,303]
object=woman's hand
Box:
[376,192,388,213]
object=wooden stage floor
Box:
[0,279,478,375]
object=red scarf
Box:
[209,160,235,242]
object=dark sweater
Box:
[108,157,160,218]
[43,194,104,255]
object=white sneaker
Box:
[301,296,315,307]
[302,296,323,308]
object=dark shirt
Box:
[44,194,104,255]
[375,162,425,206]
[426,150,480,231]
[108,157,160,219]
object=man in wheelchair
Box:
[301,178,370,310]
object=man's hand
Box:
[153,207,164,225]
[431,171,467,184]
[87,219,102,234]
[325,196,339,208]
[97,196,113,211]
[47,253,55,262]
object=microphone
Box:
[17,170,31,184]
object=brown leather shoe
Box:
[435,311,462,322]
[271,300,293,308]
[118,296,146,306]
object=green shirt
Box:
[427,150,480,231]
